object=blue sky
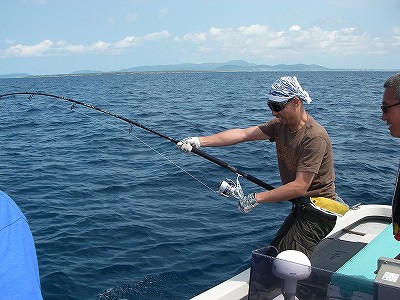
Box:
[1,0,399,75]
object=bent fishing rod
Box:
[0,92,275,193]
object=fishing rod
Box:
[0,92,275,194]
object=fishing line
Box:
[4,92,217,194]
[0,92,275,197]
[128,134,217,194]
[79,108,217,194]
[49,94,217,194]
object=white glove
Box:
[238,193,259,213]
[176,137,201,153]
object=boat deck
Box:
[311,215,391,272]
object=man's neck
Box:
[289,110,308,133]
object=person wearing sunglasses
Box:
[177,76,348,257]
[382,73,400,138]
[381,73,400,241]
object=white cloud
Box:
[3,40,53,57]
[289,25,301,32]
[62,44,86,53]
[57,40,110,54]
[0,23,394,61]
[238,24,268,36]
[392,26,400,48]
[144,31,171,41]
[393,36,400,48]
[187,24,385,58]
[88,41,110,51]
[175,32,206,42]
[1,38,117,58]
[158,8,168,18]
[114,36,141,49]
[209,27,224,37]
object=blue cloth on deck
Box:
[0,190,42,300]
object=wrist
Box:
[197,137,204,147]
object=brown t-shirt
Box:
[258,115,336,199]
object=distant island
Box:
[115,60,333,73]
[0,60,388,79]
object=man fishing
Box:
[177,76,349,257]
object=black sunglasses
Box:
[267,98,293,112]
[381,102,400,113]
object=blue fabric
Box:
[0,191,42,300]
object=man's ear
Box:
[293,97,301,108]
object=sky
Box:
[1,0,399,75]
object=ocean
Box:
[0,71,397,299]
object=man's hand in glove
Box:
[176,137,201,153]
[238,193,259,213]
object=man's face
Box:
[382,87,400,138]
[270,98,299,126]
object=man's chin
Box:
[389,127,400,138]
[276,117,286,124]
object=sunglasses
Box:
[267,98,293,112]
[381,102,400,113]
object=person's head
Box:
[382,73,400,138]
[267,76,311,125]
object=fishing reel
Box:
[218,175,244,199]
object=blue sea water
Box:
[0,71,398,299]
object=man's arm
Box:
[254,171,315,203]
[200,125,269,147]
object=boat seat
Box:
[311,217,390,272]
[328,224,400,299]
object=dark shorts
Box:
[269,201,336,257]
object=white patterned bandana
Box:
[268,76,312,104]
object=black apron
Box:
[392,163,400,239]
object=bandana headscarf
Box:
[268,76,312,104]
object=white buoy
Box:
[272,250,312,300]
